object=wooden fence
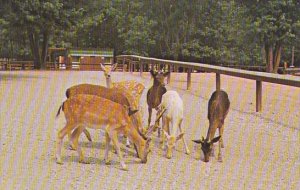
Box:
[116,55,300,112]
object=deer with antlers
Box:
[55,94,151,171]
[193,90,230,162]
[146,70,169,136]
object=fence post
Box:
[216,73,221,91]
[256,81,262,112]
[122,58,126,72]
[167,64,171,84]
[187,68,192,90]
[140,60,143,76]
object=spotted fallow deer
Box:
[157,91,190,159]
[193,90,230,162]
[100,63,145,106]
[65,83,140,148]
[146,70,169,136]
[100,63,145,146]
[55,94,151,171]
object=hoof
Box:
[104,160,111,165]
[68,145,76,151]
[121,166,128,171]
[218,156,223,162]
[186,150,191,155]
[56,158,63,165]
[126,144,131,148]
[79,159,90,164]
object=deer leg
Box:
[125,137,131,148]
[178,121,190,155]
[219,125,224,148]
[161,117,167,149]
[147,107,152,129]
[110,131,128,171]
[56,123,75,164]
[71,126,89,164]
[218,141,223,162]
[104,131,111,165]
[83,129,92,142]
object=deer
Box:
[100,63,145,144]
[100,63,145,106]
[65,83,140,149]
[192,90,230,162]
[55,94,151,171]
[155,90,190,159]
[146,70,169,136]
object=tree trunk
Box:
[273,42,282,73]
[265,45,273,73]
[41,31,49,70]
[28,32,41,69]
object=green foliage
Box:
[0,0,299,69]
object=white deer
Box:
[158,90,190,159]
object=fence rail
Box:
[116,55,300,112]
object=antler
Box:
[145,108,166,137]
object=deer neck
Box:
[153,80,163,87]
[106,77,112,88]
[206,121,219,141]
[128,128,146,154]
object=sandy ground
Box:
[0,70,299,190]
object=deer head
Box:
[192,136,221,162]
[163,130,184,159]
[150,70,170,86]
[100,63,118,88]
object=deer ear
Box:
[176,133,184,141]
[150,70,156,77]
[111,63,118,71]
[100,63,106,70]
[210,136,221,144]
[192,139,202,144]
[128,109,139,116]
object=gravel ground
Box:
[0,71,299,190]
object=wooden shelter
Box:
[67,48,114,70]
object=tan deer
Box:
[55,94,151,171]
[192,90,230,162]
[100,63,145,106]
[65,83,141,149]
[100,63,145,146]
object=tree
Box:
[239,0,300,73]
[3,0,81,69]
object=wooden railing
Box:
[116,55,300,112]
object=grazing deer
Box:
[65,83,140,148]
[55,94,151,171]
[157,91,190,159]
[146,70,169,135]
[193,90,230,162]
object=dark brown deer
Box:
[146,70,169,136]
[193,90,230,162]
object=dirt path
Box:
[0,71,299,189]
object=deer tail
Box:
[56,103,64,118]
